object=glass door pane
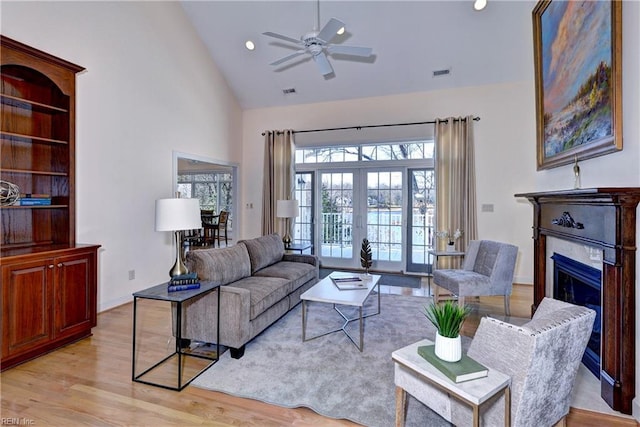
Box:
[366,170,403,271]
[319,172,355,267]
[407,168,435,273]
[294,172,314,248]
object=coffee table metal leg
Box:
[359,306,363,351]
[302,300,307,341]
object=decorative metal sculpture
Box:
[0,180,20,206]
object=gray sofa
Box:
[180,233,319,358]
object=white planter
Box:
[434,332,462,362]
[446,243,456,252]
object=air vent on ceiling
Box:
[282,88,297,94]
[432,68,451,77]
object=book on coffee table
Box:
[330,275,367,290]
[417,344,488,383]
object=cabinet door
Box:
[53,251,96,337]
[1,259,54,358]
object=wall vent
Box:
[282,88,296,94]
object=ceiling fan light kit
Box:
[263,16,373,77]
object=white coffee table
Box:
[393,339,511,427]
[300,272,381,351]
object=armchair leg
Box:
[458,296,465,308]
[504,296,511,316]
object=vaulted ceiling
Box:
[181,0,537,110]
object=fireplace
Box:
[552,253,601,378]
[516,188,640,414]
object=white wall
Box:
[1,1,243,311]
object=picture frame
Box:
[532,0,622,170]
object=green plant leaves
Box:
[423,301,471,338]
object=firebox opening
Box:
[551,253,601,379]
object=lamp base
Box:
[282,234,292,249]
[169,230,190,278]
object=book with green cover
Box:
[417,344,488,383]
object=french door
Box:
[317,168,404,271]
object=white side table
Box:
[428,249,465,297]
[393,339,511,427]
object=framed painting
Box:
[533,0,622,170]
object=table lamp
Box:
[276,199,299,249]
[155,197,202,277]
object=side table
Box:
[285,242,312,254]
[393,339,511,427]
[132,281,220,391]
[428,249,465,297]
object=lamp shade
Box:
[155,198,201,231]
[276,199,299,218]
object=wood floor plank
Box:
[0,282,636,426]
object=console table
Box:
[132,281,220,390]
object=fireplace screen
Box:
[552,253,601,379]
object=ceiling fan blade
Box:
[327,45,373,57]
[312,52,334,76]
[316,18,345,44]
[262,31,302,45]
[270,50,307,66]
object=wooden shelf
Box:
[0,205,68,209]
[0,131,68,145]
[0,168,68,176]
[1,93,68,113]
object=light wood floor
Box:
[1,282,637,426]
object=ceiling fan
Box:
[262,3,373,77]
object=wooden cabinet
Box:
[1,245,99,369]
[1,36,100,370]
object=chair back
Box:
[462,240,518,295]
[218,210,229,226]
[201,209,216,226]
[465,298,596,427]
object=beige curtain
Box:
[262,130,295,237]
[435,116,477,259]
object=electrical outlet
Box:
[128,270,135,280]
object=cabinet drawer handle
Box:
[57,263,63,267]
[49,265,55,269]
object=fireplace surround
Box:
[516,188,640,414]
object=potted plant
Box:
[423,301,471,362]
[436,228,464,252]
[360,238,372,275]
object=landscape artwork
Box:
[533,0,621,170]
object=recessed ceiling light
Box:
[245,40,255,51]
[337,26,345,35]
[473,0,487,11]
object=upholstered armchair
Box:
[433,240,518,315]
[395,297,596,426]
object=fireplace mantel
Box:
[516,187,640,414]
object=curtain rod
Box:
[261,116,480,136]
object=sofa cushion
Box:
[230,276,291,320]
[185,243,251,285]
[241,234,285,274]
[254,261,316,292]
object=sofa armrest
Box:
[180,285,252,349]
[282,253,318,267]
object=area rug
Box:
[319,268,422,289]
[192,294,469,426]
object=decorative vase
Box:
[446,243,455,252]
[434,332,462,362]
